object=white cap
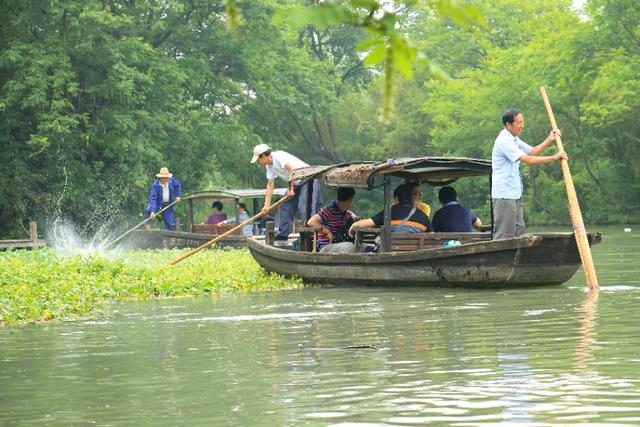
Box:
[250,143,271,163]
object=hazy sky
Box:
[572,0,587,11]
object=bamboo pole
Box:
[540,86,599,289]
[104,200,178,250]
[169,195,290,266]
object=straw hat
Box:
[250,143,271,163]
[155,167,173,178]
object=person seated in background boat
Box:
[256,214,274,235]
[348,184,431,239]
[220,202,253,236]
[431,186,483,232]
[144,167,182,230]
[307,187,357,253]
[203,201,227,225]
[409,182,431,217]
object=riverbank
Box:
[0,248,303,326]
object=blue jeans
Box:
[144,204,176,231]
[276,180,321,240]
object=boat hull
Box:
[247,233,601,287]
[116,229,250,250]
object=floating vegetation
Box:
[0,248,302,326]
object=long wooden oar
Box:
[103,200,179,250]
[540,86,599,289]
[169,195,291,266]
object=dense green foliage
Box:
[0,248,302,326]
[1,0,638,239]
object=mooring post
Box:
[29,221,38,241]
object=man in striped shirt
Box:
[307,187,357,253]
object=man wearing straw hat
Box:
[144,167,182,230]
[251,143,321,241]
[492,108,566,239]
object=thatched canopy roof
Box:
[289,157,492,189]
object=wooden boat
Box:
[117,188,288,249]
[247,157,602,287]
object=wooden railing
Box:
[0,221,47,250]
[191,223,241,235]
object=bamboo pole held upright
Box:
[540,86,599,289]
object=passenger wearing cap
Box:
[251,143,321,241]
[144,167,183,230]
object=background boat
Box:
[115,188,287,249]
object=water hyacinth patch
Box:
[0,248,302,326]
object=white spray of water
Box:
[45,219,127,258]
[41,161,141,258]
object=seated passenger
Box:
[307,187,357,253]
[431,186,482,232]
[221,202,253,236]
[409,182,431,217]
[256,214,274,235]
[203,201,227,225]
[349,183,431,238]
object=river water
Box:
[1,225,639,425]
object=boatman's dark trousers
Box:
[144,203,176,231]
[276,180,321,240]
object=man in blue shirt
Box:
[144,167,182,230]
[492,108,567,239]
[432,186,482,232]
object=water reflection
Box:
[574,289,599,374]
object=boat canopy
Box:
[182,188,288,201]
[289,157,492,189]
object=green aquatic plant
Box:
[0,248,302,326]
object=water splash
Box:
[40,162,140,257]
[44,219,124,257]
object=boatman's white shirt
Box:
[491,128,533,199]
[161,182,170,203]
[266,150,308,181]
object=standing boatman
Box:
[491,108,567,239]
[144,167,182,230]
[251,143,321,241]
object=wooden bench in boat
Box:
[298,226,491,252]
[386,231,491,251]
[191,223,241,235]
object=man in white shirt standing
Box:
[251,143,321,241]
[492,108,567,239]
